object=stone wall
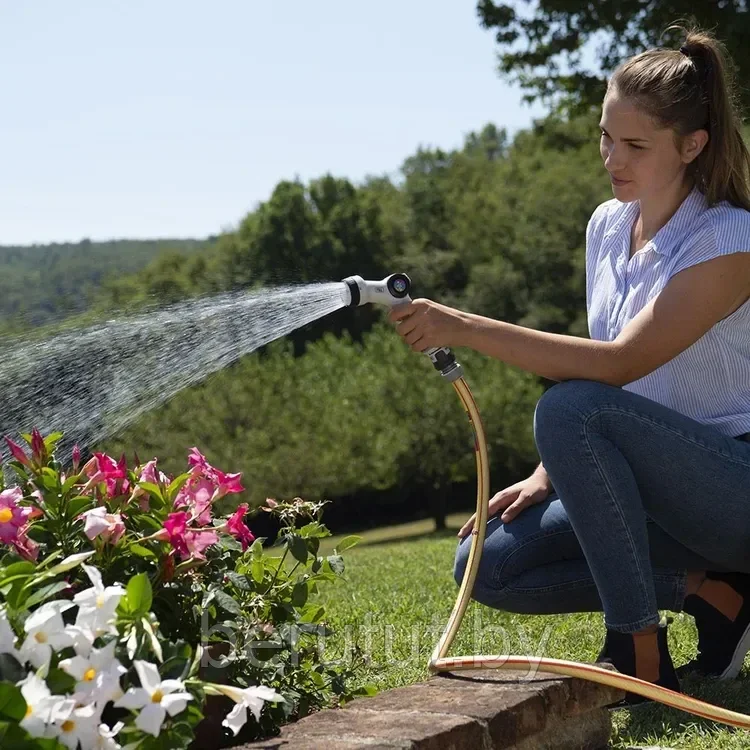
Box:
[233,667,624,749]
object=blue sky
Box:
[1,1,549,245]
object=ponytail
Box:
[609,25,750,210]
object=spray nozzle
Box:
[340,273,463,382]
[341,274,412,307]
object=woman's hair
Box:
[608,25,750,211]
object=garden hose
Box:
[427,374,750,730]
[342,273,750,728]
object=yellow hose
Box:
[427,376,750,730]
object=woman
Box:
[389,26,750,703]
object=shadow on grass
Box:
[613,672,750,742]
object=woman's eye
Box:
[629,143,644,150]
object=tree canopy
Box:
[476,1,750,114]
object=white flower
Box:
[95,722,124,750]
[63,622,97,657]
[19,600,75,668]
[17,672,68,738]
[114,660,193,737]
[48,699,100,750]
[47,550,96,575]
[73,564,126,637]
[60,640,126,707]
[0,606,19,658]
[213,684,286,736]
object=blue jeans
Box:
[453,379,750,633]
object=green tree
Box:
[476,1,750,114]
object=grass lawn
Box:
[306,512,750,749]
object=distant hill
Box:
[0,238,212,329]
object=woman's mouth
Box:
[610,174,631,186]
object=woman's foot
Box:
[679,571,750,680]
[596,618,680,708]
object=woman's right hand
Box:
[457,474,552,538]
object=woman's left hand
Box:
[387,299,467,352]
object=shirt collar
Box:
[605,186,707,258]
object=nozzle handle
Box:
[394,295,464,382]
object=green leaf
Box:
[0,683,26,721]
[0,654,24,684]
[43,432,64,449]
[326,555,345,575]
[45,668,77,695]
[137,515,163,532]
[334,535,362,553]
[128,543,157,560]
[226,571,251,591]
[46,551,95,575]
[125,573,153,617]
[291,581,308,608]
[166,472,191,501]
[136,481,163,497]
[61,474,81,495]
[0,561,35,581]
[250,558,265,584]
[65,495,94,519]
[24,581,70,609]
[219,535,242,552]
[213,590,241,615]
[287,535,308,565]
[299,604,325,623]
[249,538,263,560]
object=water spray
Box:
[343,272,750,730]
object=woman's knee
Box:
[452,534,540,612]
[452,518,529,593]
[533,379,617,447]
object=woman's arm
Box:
[389,252,750,386]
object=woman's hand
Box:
[388,299,467,352]
[457,474,552,538]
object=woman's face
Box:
[599,89,705,202]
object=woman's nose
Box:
[604,145,625,171]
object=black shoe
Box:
[679,571,750,681]
[595,618,681,708]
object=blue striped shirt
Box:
[585,185,750,436]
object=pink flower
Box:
[174,477,215,525]
[83,453,128,497]
[128,458,170,510]
[13,527,39,561]
[226,504,255,550]
[260,497,279,514]
[4,437,30,467]
[0,488,31,544]
[138,459,169,486]
[187,447,244,498]
[72,444,81,472]
[80,506,126,545]
[163,511,218,560]
[30,429,46,463]
[84,452,124,483]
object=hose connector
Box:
[341,273,464,381]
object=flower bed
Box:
[0,430,374,749]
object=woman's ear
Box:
[681,128,710,164]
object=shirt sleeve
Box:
[585,201,611,332]
[669,206,750,280]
